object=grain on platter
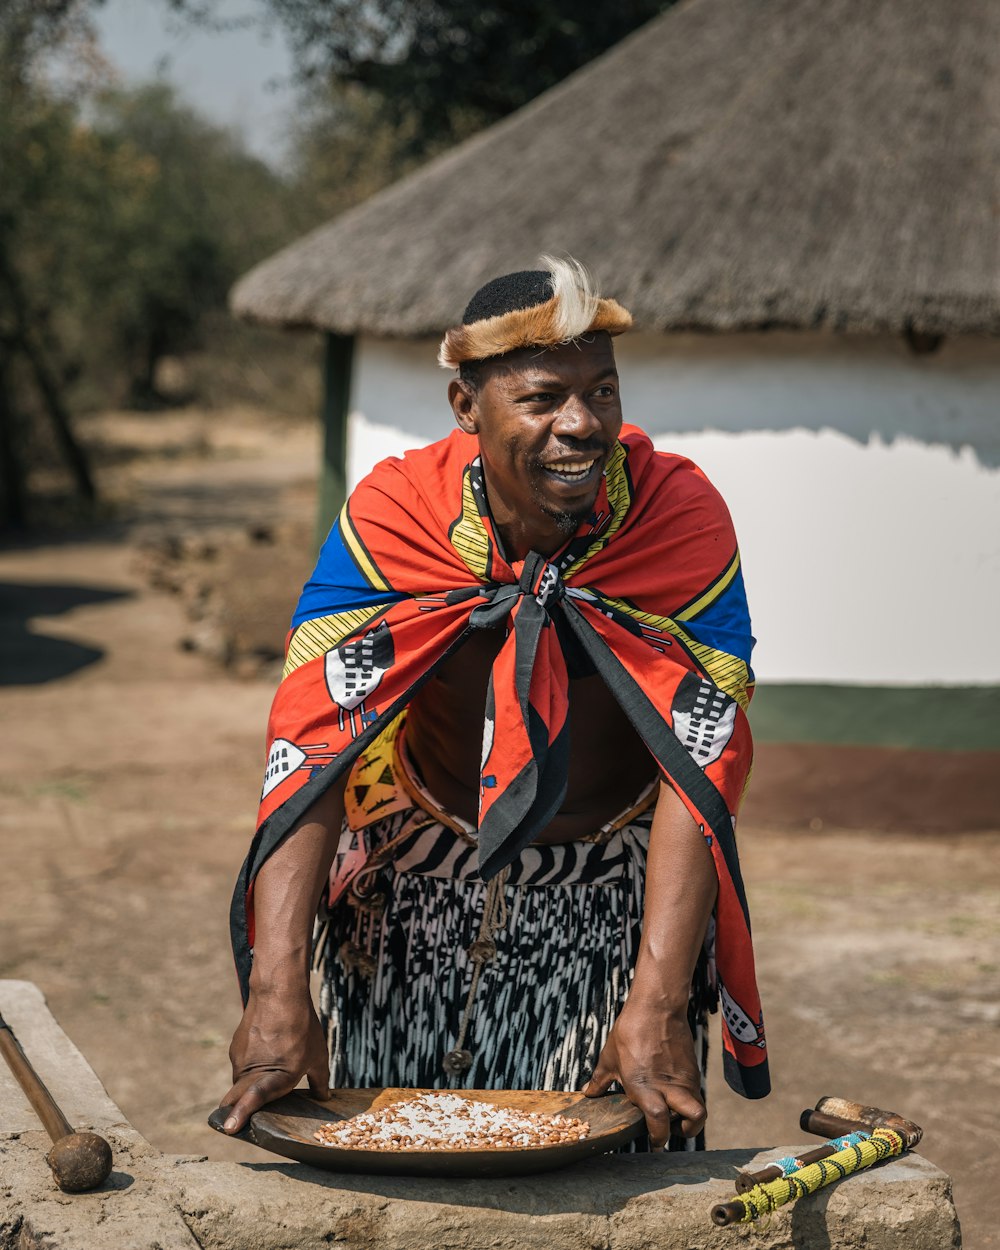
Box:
[313,1092,590,1151]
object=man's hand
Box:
[220,988,330,1134]
[583,779,716,1148]
[583,992,705,1148]
[220,784,345,1134]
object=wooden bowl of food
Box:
[209,1087,644,1176]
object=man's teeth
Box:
[546,458,596,476]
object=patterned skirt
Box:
[315,799,713,1152]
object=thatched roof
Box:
[232,0,1000,337]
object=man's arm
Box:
[220,780,346,1133]
[583,778,717,1147]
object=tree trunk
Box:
[0,345,27,527]
[0,244,96,502]
[18,331,96,500]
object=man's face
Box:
[449,334,623,557]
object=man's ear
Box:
[449,379,479,434]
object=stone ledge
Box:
[0,981,962,1250]
[169,1148,959,1250]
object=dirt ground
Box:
[1,407,998,1248]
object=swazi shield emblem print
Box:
[671,672,737,767]
[326,620,395,709]
[261,737,307,800]
[325,621,395,737]
[719,979,765,1048]
[259,737,337,800]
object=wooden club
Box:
[0,1010,113,1192]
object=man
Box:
[221,257,769,1150]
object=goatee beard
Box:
[551,507,583,536]
[527,454,600,537]
[533,496,591,536]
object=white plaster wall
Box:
[348,333,1000,685]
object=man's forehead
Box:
[491,336,618,385]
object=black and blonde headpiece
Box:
[438,255,632,370]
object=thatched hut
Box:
[232,0,1000,741]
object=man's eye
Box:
[593,385,616,398]
[525,392,554,402]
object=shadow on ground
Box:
[0,581,132,685]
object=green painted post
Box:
[316,332,355,547]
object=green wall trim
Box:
[749,683,1000,750]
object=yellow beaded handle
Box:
[711,1127,906,1226]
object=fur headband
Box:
[438,255,632,370]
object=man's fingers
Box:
[675,1108,707,1139]
[219,1078,251,1127]
[582,1072,614,1097]
[306,1061,331,1103]
[621,1082,705,1148]
[661,1085,706,1141]
[582,1057,616,1098]
[631,1092,675,1150]
[221,1070,298,1134]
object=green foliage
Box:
[0,3,300,524]
[1,3,293,408]
[0,1,86,87]
[0,1,108,521]
[287,82,441,223]
[167,0,677,184]
[85,82,293,402]
[255,0,678,156]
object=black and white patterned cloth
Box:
[316,807,713,1151]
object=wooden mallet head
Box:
[801,1095,923,1149]
[46,1131,114,1192]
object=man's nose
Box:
[552,395,602,438]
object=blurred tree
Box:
[243,0,678,156]
[0,0,105,524]
[0,2,297,525]
[166,0,677,173]
[87,83,293,404]
[286,82,434,223]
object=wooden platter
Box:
[209,1087,644,1176]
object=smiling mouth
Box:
[540,457,600,484]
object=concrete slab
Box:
[0,981,962,1250]
[170,1149,961,1250]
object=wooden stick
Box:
[800,1108,867,1140]
[0,1012,73,1143]
[0,1009,114,1192]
